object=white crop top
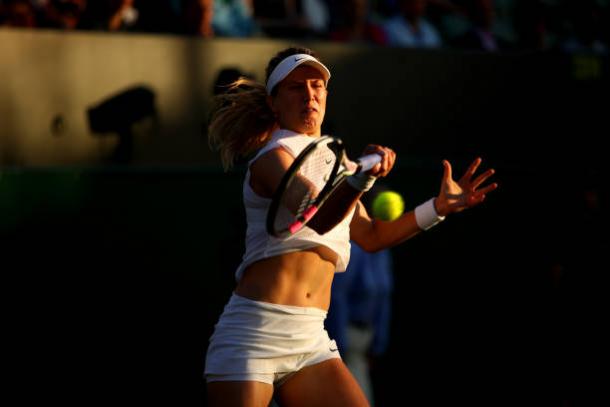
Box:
[234,129,354,282]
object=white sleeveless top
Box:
[234,129,354,282]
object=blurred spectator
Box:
[132,1,179,33]
[78,0,138,31]
[0,0,37,27]
[328,0,387,46]
[181,0,214,37]
[425,0,465,33]
[302,0,329,35]
[79,1,180,33]
[106,0,137,31]
[452,0,511,52]
[3,0,607,57]
[383,0,443,48]
[37,0,87,29]
[512,0,556,51]
[212,0,259,37]
[180,0,258,38]
[559,0,608,54]
[253,0,328,38]
[416,0,470,45]
[371,0,397,18]
[490,0,518,45]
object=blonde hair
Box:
[208,77,276,171]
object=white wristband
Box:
[346,172,377,192]
[415,198,445,231]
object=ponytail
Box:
[208,78,276,171]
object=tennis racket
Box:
[266,136,382,238]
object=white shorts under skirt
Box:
[205,293,341,385]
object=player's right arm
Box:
[249,148,293,199]
[250,148,361,235]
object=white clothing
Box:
[205,293,341,385]
[234,129,354,282]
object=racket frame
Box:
[266,136,346,238]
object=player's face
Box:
[270,65,327,137]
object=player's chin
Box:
[300,118,320,132]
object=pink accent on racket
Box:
[289,221,304,234]
[288,206,318,234]
[303,206,318,221]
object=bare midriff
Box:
[234,245,338,311]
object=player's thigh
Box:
[275,358,370,407]
[207,380,274,407]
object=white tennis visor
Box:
[266,54,331,95]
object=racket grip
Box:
[289,221,303,234]
[288,206,319,234]
[357,154,382,173]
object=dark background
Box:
[2,45,608,406]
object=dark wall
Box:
[2,168,247,405]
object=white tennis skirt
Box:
[205,293,341,385]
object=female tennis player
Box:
[206,46,497,407]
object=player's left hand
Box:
[435,157,498,216]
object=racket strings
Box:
[297,190,314,215]
[274,144,337,233]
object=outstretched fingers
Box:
[467,182,498,206]
[477,182,498,196]
[459,157,482,184]
[472,168,496,190]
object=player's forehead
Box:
[281,66,326,84]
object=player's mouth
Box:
[302,106,318,114]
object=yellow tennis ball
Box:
[371,191,405,221]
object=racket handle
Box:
[288,205,319,234]
[357,154,382,173]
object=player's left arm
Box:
[350,201,423,253]
[351,157,498,252]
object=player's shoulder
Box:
[248,148,293,198]
[251,147,293,170]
